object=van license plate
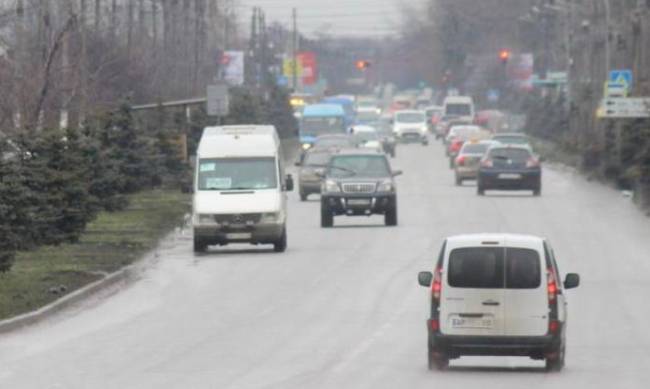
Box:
[451,317,493,329]
[498,173,521,180]
[226,233,252,240]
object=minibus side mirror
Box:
[285,174,294,192]
[418,271,433,287]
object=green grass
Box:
[0,189,190,321]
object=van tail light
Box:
[432,266,442,301]
[547,268,558,303]
[456,155,466,166]
[428,318,440,332]
[526,157,540,168]
[481,159,493,168]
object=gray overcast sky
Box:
[236,0,429,38]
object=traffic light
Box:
[356,60,371,70]
[499,49,511,64]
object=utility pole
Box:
[604,0,611,75]
[292,7,298,92]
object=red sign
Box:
[298,51,318,85]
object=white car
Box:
[392,110,428,145]
[418,234,580,371]
[351,125,383,152]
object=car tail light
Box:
[428,319,440,332]
[481,159,493,168]
[432,266,442,301]
[456,155,466,166]
[526,157,540,168]
[549,319,560,334]
[451,140,463,152]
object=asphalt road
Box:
[2,140,650,388]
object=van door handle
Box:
[482,300,500,306]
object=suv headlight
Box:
[377,179,394,192]
[323,179,341,193]
[302,143,312,150]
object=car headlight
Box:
[323,179,341,193]
[377,179,394,192]
[260,212,282,223]
[302,143,312,150]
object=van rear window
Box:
[447,247,541,289]
[448,247,504,288]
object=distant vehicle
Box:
[418,234,580,371]
[454,140,495,185]
[392,110,429,145]
[350,125,383,153]
[443,96,475,123]
[436,116,473,140]
[322,96,356,127]
[446,125,491,167]
[355,105,382,125]
[296,148,332,201]
[300,104,348,149]
[370,120,397,158]
[492,133,531,147]
[474,110,506,133]
[477,144,542,196]
[312,134,356,151]
[192,125,294,253]
[320,149,402,227]
[390,95,415,112]
[425,105,444,134]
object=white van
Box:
[418,234,580,371]
[192,125,294,253]
[443,96,475,122]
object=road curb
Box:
[0,265,134,335]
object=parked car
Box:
[320,149,402,227]
[454,140,495,185]
[418,234,580,371]
[477,144,542,196]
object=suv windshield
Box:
[329,155,390,178]
[303,151,331,166]
[198,157,277,190]
[448,247,541,289]
[395,112,425,123]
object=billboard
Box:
[222,50,244,86]
[298,51,318,86]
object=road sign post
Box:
[206,85,229,117]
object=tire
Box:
[385,206,398,226]
[545,346,565,372]
[533,182,542,196]
[273,228,287,253]
[299,190,308,201]
[193,236,207,253]
[455,175,462,186]
[321,201,333,228]
[422,139,429,146]
[477,183,485,196]
[390,149,396,158]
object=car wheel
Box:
[455,175,462,186]
[390,149,396,158]
[273,228,287,253]
[299,190,308,201]
[477,184,485,196]
[545,345,565,372]
[533,183,542,196]
[422,139,429,146]
[193,236,207,253]
[385,207,398,226]
[321,201,333,228]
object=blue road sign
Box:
[487,89,500,102]
[609,70,632,89]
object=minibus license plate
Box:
[226,233,252,240]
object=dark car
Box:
[477,145,542,196]
[320,149,402,227]
[298,134,356,164]
[296,148,333,201]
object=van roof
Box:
[445,233,544,250]
[444,96,473,103]
[198,125,279,158]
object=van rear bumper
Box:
[194,223,284,245]
[430,331,562,358]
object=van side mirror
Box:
[392,170,403,177]
[285,174,294,192]
[418,271,433,287]
[563,273,580,289]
